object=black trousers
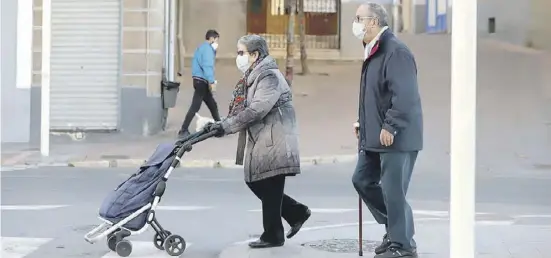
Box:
[246,175,309,243]
[352,150,418,249]
[180,78,221,132]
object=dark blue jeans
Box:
[352,150,418,249]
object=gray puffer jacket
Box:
[221,56,300,182]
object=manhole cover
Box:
[302,239,381,253]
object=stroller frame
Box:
[84,129,217,257]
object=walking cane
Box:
[358,196,363,256]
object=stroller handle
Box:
[176,128,218,147]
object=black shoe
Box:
[177,129,190,139]
[286,208,311,239]
[374,246,418,258]
[248,239,284,249]
[374,233,391,254]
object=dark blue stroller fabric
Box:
[99,143,176,230]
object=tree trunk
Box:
[297,0,309,75]
[285,0,297,84]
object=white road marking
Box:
[1,237,52,258]
[100,240,193,258]
[514,215,551,219]
[232,218,447,245]
[247,208,357,213]
[1,205,69,210]
[156,206,213,211]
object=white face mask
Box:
[352,22,366,40]
[236,54,250,73]
[211,42,219,50]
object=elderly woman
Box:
[206,35,311,248]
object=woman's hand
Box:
[205,122,225,137]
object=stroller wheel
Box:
[163,234,186,256]
[153,231,171,250]
[107,235,118,252]
[115,240,132,257]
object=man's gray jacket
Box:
[358,30,423,152]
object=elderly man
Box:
[351,2,423,258]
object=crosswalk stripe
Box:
[1,205,69,210]
[248,208,357,213]
[1,237,52,258]
[100,241,193,258]
[157,206,213,211]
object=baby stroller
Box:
[84,128,217,257]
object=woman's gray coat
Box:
[221,56,300,182]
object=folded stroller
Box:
[84,128,217,257]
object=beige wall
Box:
[31,0,165,96]
[180,0,247,59]
[527,0,551,50]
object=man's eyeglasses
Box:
[237,50,246,56]
[354,15,376,23]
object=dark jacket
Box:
[358,30,423,152]
[221,56,300,182]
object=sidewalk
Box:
[218,219,551,258]
[2,35,550,172]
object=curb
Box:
[67,154,358,168]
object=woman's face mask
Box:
[236,54,250,73]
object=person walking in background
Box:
[205,34,311,249]
[178,29,221,138]
[351,3,423,258]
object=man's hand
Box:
[353,122,360,139]
[209,83,216,92]
[379,128,394,146]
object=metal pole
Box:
[392,0,400,32]
[449,0,477,257]
[167,0,177,81]
[358,196,363,256]
[40,0,52,156]
[163,0,170,80]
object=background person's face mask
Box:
[211,42,219,50]
[236,54,250,73]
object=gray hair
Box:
[237,34,270,58]
[363,2,389,27]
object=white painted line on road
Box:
[1,205,69,211]
[514,215,551,219]
[232,218,446,245]
[156,206,214,211]
[248,208,358,213]
[100,241,193,258]
[1,237,52,258]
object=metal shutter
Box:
[50,0,120,130]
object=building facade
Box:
[2,0,551,143]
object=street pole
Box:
[168,0,176,81]
[40,0,52,157]
[449,0,477,257]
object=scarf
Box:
[227,56,265,165]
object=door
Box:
[50,0,121,130]
[426,0,447,33]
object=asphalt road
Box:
[2,163,551,258]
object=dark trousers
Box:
[352,150,418,249]
[179,78,221,132]
[246,175,309,243]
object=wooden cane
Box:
[358,196,363,256]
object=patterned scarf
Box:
[227,56,264,166]
[228,56,265,116]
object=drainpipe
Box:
[392,0,400,32]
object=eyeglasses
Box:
[354,15,377,23]
[237,50,247,56]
